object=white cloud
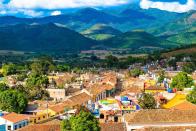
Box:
[51,10,62,16]
[0,10,6,15]
[8,0,129,9]
[140,0,196,13]
[21,9,43,17]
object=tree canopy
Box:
[30,56,55,75]
[186,88,196,104]
[129,68,144,77]
[26,74,49,88]
[0,83,9,92]
[138,93,156,109]
[61,108,100,131]
[182,63,196,74]
[157,70,165,83]
[170,72,194,90]
[1,63,17,76]
[0,90,28,113]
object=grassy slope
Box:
[81,24,122,40]
[103,30,178,50]
[0,23,96,52]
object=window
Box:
[14,125,17,130]
[7,125,11,130]
[43,115,45,119]
[114,116,118,122]
[100,114,104,119]
[38,117,40,120]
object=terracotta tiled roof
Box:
[49,92,91,113]
[125,109,196,124]
[86,84,106,96]
[171,101,196,110]
[140,126,196,131]
[120,87,142,95]
[68,92,91,105]
[18,124,60,131]
[102,84,114,91]
[100,123,126,131]
[49,100,73,113]
[2,112,28,123]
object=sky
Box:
[0,0,195,17]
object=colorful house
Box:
[162,93,186,109]
[144,86,166,93]
[0,112,29,131]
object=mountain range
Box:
[0,5,195,53]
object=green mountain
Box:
[0,7,183,33]
[149,11,196,35]
[161,31,196,45]
[102,30,178,52]
[0,23,96,52]
[81,24,122,40]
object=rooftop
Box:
[2,112,29,123]
[125,109,196,124]
[18,124,60,131]
[171,101,196,110]
[100,123,126,131]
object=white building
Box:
[0,112,29,131]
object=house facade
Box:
[0,113,29,131]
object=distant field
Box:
[162,47,196,57]
[80,49,147,59]
[0,50,30,55]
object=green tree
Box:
[0,83,9,92]
[105,55,119,68]
[138,93,156,109]
[129,68,144,77]
[16,73,27,81]
[186,88,196,104]
[26,74,49,100]
[57,64,70,72]
[61,119,72,131]
[182,63,196,74]
[0,90,28,113]
[26,74,49,88]
[31,56,55,75]
[170,72,194,90]
[157,70,165,83]
[1,63,17,76]
[61,109,100,131]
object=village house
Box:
[124,109,196,130]
[85,84,107,102]
[0,112,29,131]
[46,88,67,101]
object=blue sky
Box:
[0,0,195,17]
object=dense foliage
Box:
[61,109,100,131]
[1,63,17,76]
[182,63,196,74]
[187,88,196,104]
[129,68,144,77]
[157,70,165,83]
[0,90,28,113]
[138,93,157,109]
[170,72,194,90]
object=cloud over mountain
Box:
[0,0,195,17]
[140,0,196,13]
[8,0,129,9]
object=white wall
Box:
[0,117,28,131]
